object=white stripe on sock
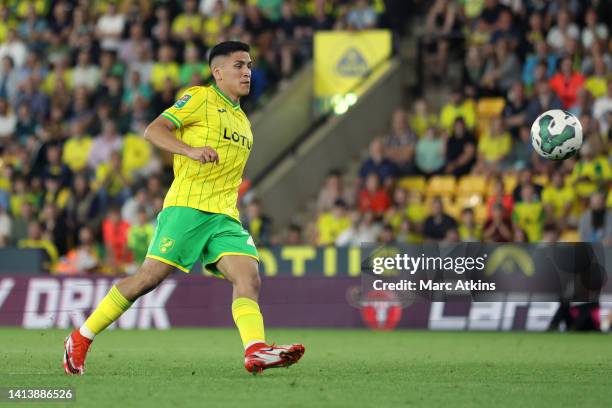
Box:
[245,339,265,350]
[79,325,96,340]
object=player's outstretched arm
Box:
[144,116,219,164]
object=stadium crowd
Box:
[299,0,611,248]
[0,0,388,274]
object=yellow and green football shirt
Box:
[160,84,253,222]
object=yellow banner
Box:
[314,30,392,98]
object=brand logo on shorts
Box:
[160,237,175,253]
[174,94,192,109]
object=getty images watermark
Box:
[370,252,493,292]
[361,243,609,302]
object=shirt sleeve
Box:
[161,86,207,129]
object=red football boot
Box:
[244,343,305,375]
[63,329,92,375]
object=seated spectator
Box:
[336,210,382,246]
[463,45,485,89]
[0,204,10,244]
[480,38,521,96]
[542,172,575,228]
[344,0,377,30]
[122,188,153,226]
[444,117,476,177]
[409,98,438,138]
[172,0,203,40]
[93,151,132,205]
[512,185,544,242]
[102,205,132,272]
[512,166,543,202]
[593,79,612,135]
[179,44,210,87]
[316,169,354,214]
[526,80,563,125]
[567,142,611,200]
[64,173,101,245]
[546,9,579,53]
[10,201,34,245]
[384,187,408,234]
[284,224,304,245]
[486,176,513,219]
[95,2,125,52]
[0,96,16,141]
[358,137,396,188]
[423,196,457,241]
[243,198,272,246]
[549,57,585,109]
[522,11,546,54]
[384,109,416,176]
[502,82,528,139]
[439,89,476,132]
[18,221,58,272]
[127,207,155,266]
[151,45,180,92]
[317,199,352,246]
[584,56,608,99]
[415,127,446,176]
[474,117,512,174]
[483,203,513,242]
[72,50,100,91]
[458,207,481,241]
[579,191,612,244]
[41,143,72,187]
[88,121,122,169]
[521,41,557,92]
[358,173,391,215]
[423,0,459,79]
[581,7,609,50]
[9,176,35,218]
[42,176,70,211]
[55,226,102,275]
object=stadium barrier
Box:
[1,274,610,331]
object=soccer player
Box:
[63,41,305,375]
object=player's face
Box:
[224,51,252,97]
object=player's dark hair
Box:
[209,41,250,66]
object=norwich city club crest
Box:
[160,237,175,254]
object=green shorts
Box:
[146,206,259,276]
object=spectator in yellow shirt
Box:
[512,185,545,242]
[439,88,476,132]
[18,221,58,272]
[568,142,611,199]
[317,199,352,246]
[172,0,203,40]
[62,120,93,173]
[151,44,180,91]
[475,116,512,174]
[542,172,575,228]
[94,151,133,202]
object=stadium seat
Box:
[426,175,456,197]
[398,176,426,193]
[457,175,487,196]
[444,201,461,220]
[560,230,580,242]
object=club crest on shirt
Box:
[160,237,175,253]
[174,94,192,109]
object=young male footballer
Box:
[62,41,305,375]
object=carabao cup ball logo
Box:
[530,109,583,160]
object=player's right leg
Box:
[63,258,174,375]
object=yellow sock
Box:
[231,297,265,349]
[81,286,133,338]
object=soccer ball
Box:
[530,109,583,160]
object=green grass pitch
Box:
[1,328,611,407]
